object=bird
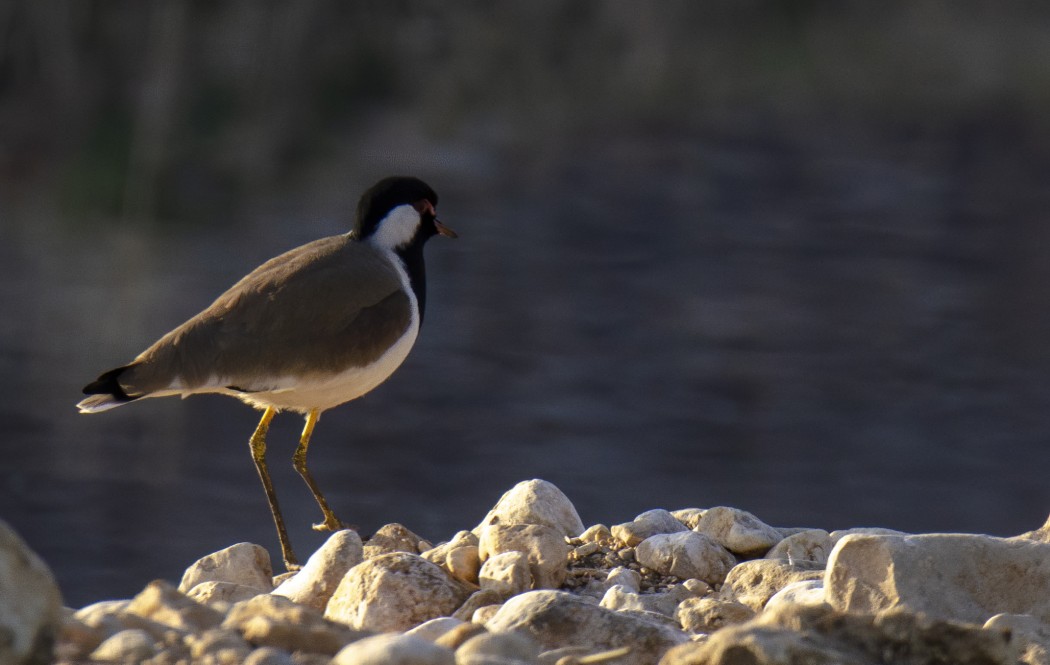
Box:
[76,175,456,569]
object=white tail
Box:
[76,394,127,413]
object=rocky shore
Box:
[6,479,1050,664]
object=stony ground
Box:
[5,479,1050,664]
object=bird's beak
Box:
[434,219,458,239]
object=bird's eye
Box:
[412,199,436,216]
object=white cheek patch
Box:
[368,204,420,250]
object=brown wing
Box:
[121,235,412,395]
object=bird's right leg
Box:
[248,406,300,570]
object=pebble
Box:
[331,633,455,665]
[634,531,735,584]
[90,628,158,662]
[475,479,585,538]
[363,523,432,558]
[611,509,688,546]
[694,506,783,558]
[478,523,572,589]
[0,519,63,665]
[272,529,364,610]
[479,550,533,597]
[178,542,274,594]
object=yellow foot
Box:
[283,560,302,573]
[312,515,356,533]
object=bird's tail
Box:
[77,365,140,413]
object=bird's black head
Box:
[354,176,455,248]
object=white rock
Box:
[826,532,1050,624]
[605,566,642,592]
[765,529,833,565]
[445,545,481,586]
[984,613,1050,665]
[764,579,828,612]
[675,597,755,633]
[187,580,264,608]
[178,542,274,593]
[472,605,502,625]
[453,589,504,622]
[223,593,363,655]
[475,479,584,538]
[325,552,472,631]
[0,519,63,665]
[243,646,297,665]
[579,524,613,544]
[363,523,431,558]
[599,584,684,618]
[611,509,688,546]
[89,628,157,662]
[332,633,455,665]
[694,506,782,557]
[478,523,570,589]
[720,559,824,612]
[272,530,363,610]
[634,531,735,584]
[405,617,466,642]
[124,579,224,632]
[485,590,687,665]
[456,630,541,664]
[671,508,706,529]
[828,527,906,543]
[478,551,532,598]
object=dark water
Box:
[3,130,1050,608]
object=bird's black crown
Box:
[354,176,439,238]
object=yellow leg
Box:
[292,409,352,532]
[248,407,299,570]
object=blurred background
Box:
[3,1,1050,607]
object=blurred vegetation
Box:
[3,1,1050,224]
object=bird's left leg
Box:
[292,409,353,532]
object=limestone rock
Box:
[244,646,297,665]
[694,506,782,558]
[325,552,472,632]
[720,559,824,612]
[456,630,541,664]
[272,530,363,610]
[434,622,486,650]
[405,617,466,642]
[579,524,613,544]
[422,531,479,566]
[478,551,532,598]
[485,590,687,665]
[828,526,906,543]
[89,628,158,663]
[178,542,274,594]
[826,532,1050,624]
[125,579,224,632]
[332,633,455,665]
[475,479,584,538]
[186,581,265,608]
[671,509,706,530]
[634,531,735,584]
[675,597,754,633]
[661,602,1014,665]
[612,509,688,547]
[471,605,502,625]
[453,589,504,622]
[478,524,571,589]
[765,528,833,565]
[605,566,642,592]
[224,593,364,655]
[985,613,1050,665]
[764,579,828,612]
[72,599,171,642]
[185,627,252,662]
[1014,514,1050,544]
[600,584,690,618]
[0,519,63,665]
[363,523,431,558]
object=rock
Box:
[363,523,431,558]
[600,584,688,618]
[124,579,224,632]
[764,579,828,612]
[985,613,1050,665]
[1014,514,1050,543]
[671,509,706,530]
[434,622,486,649]
[605,566,642,592]
[456,630,541,664]
[826,532,1050,624]
[422,531,480,565]
[55,614,104,662]
[186,580,265,608]
[72,599,171,642]
[661,602,1015,665]
[89,628,157,662]
[478,524,571,589]
[272,530,363,610]
[332,633,455,665]
[579,524,613,544]
[765,528,833,565]
[471,605,502,625]
[485,590,688,665]
[243,646,297,665]
[694,506,782,558]
[405,617,466,642]
[720,559,824,611]
[179,543,274,594]
[634,531,735,584]
[0,519,63,665]
[475,479,584,538]
[827,526,906,543]
[224,593,364,655]
[446,546,482,586]
[478,551,533,598]
[453,589,504,621]
[675,597,755,633]
[185,627,252,661]
[612,509,688,547]
[325,552,472,632]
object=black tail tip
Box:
[82,366,133,401]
